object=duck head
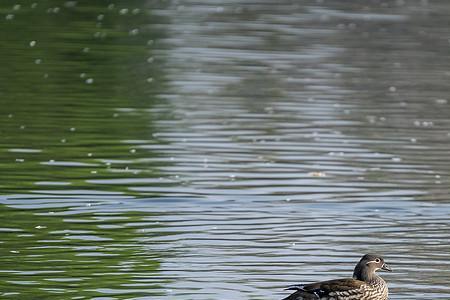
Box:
[353,254,391,282]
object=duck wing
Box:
[282,278,365,300]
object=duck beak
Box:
[381,263,392,272]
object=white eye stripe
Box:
[367,259,381,264]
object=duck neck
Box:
[353,265,379,284]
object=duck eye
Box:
[375,258,381,263]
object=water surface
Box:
[1,1,450,299]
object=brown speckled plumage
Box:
[282,254,391,300]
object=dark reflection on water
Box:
[1,1,450,299]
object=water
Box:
[1,1,450,299]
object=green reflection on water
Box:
[0,204,167,299]
[0,1,172,195]
[0,1,171,298]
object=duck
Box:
[281,254,391,300]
